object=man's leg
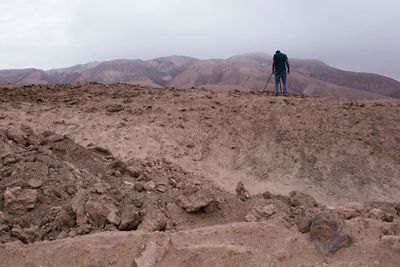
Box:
[282,72,288,96]
[274,72,280,96]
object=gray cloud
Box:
[0,0,399,80]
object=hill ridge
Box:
[1,53,400,99]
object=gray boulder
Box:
[310,211,352,255]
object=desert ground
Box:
[0,83,400,266]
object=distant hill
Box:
[1,53,400,99]
[0,69,56,84]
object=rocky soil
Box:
[0,83,400,266]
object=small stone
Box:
[337,207,362,220]
[68,229,77,238]
[168,178,178,187]
[94,146,112,155]
[244,212,258,222]
[368,208,386,221]
[297,215,313,233]
[106,104,125,113]
[76,224,92,235]
[107,211,121,226]
[156,184,167,193]
[27,178,43,188]
[57,231,69,240]
[133,197,144,208]
[263,191,273,199]
[176,182,185,190]
[143,181,156,191]
[126,167,141,178]
[256,204,276,218]
[384,214,394,223]
[134,183,144,192]
[6,129,27,145]
[94,183,107,194]
[46,134,65,142]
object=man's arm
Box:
[272,58,276,74]
[285,58,290,74]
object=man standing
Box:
[272,50,290,96]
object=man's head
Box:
[276,50,281,54]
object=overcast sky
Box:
[0,0,399,80]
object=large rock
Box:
[0,211,8,231]
[10,226,37,243]
[4,187,38,214]
[310,211,352,255]
[71,190,88,226]
[6,129,27,145]
[176,187,217,213]
[139,211,167,232]
[133,237,171,267]
[119,207,142,231]
[336,202,364,220]
[289,191,318,208]
[244,204,276,222]
[85,200,120,228]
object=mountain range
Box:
[1,53,399,99]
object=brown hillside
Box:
[0,69,55,84]
[0,53,399,99]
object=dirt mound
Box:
[1,126,399,249]
[2,83,400,204]
[0,126,230,243]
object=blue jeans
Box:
[274,71,287,96]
